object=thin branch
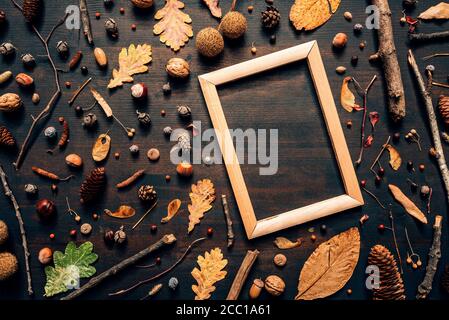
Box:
[109,237,207,297]
[11,0,68,170]
[0,165,33,295]
[369,136,391,177]
[362,186,386,209]
[68,77,92,105]
[422,53,449,61]
[388,206,403,274]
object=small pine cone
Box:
[438,95,449,127]
[441,265,449,294]
[368,245,406,300]
[261,5,280,29]
[22,0,41,23]
[80,167,106,204]
[138,185,157,202]
[0,126,16,147]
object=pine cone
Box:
[261,5,280,29]
[368,245,406,300]
[441,265,449,294]
[80,167,106,204]
[438,95,449,126]
[22,0,41,22]
[0,126,15,147]
[138,185,157,202]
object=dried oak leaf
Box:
[203,0,221,18]
[104,205,136,219]
[389,184,427,224]
[108,44,152,89]
[295,227,360,300]
[161,199,182,223]
[384,144,402,170]
[340,77,360,112]
[153,0,193,52]
[92,133,111,162]
[290,0,341,31]
[188,179,216,233]
[191,248,228,300]
[418,2,449,20]
[274,237,302,249]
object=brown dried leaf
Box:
[105,205,136,219]
[384,144,402,170]
[161,199,182,223]
[340,77,359,112]
[188,179,216,233]
[418,2,449,20]
[153,0,193,52]
[92,133,111,162]
[191,248,227,300]
[108,44,152,89]
[290,0,341,31]
[203,0,221,18]
[295,227,360,300]
[274,237,302,249]
[388,184,428,224]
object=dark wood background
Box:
[0,0,448,300]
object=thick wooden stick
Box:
[0,165,33,296]
[61,234,177,300]
[226,249,259,300]
[79,0,93,44]
[371,0,406,122]
[417,215,443,299]
[409,31,449,43]
[408,50,449,206]
[221,195,235,248]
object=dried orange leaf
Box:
[153,0,193,52]
[161,199,182,223]
[92,133,111,162]
[188,179,216,233]
[191,248,227,300]
[340,77,358,112]
[290,0,341,31]
[296,227,360,300]
[274,237,302,249]
[418,2,449,20]
[389,184,427,224]
[108,44,152,89]
[203,0,221,18]
[105,205,136,219]
[384,144,402,170]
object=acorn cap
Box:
[0,252,18,281]
[219,11,247,39]
[196,27,224,58]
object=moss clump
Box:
[0,220,8,246]
[0,252,18,281]
[196,27,224,58]
[219,11,247,39]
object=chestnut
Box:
[36,199,56,220]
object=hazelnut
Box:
[38,247,53,265]
[249,278,264,299]
[166,58,190,79]
[332,33,348,49]
[273,253,287,267]
[65,153,83,168]
[264,275,285,296]
[336,66,346,74]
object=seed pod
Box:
[44,126,57,139]
[168,277,178,290]
[136,110,151,126]
[23,0,41,22]
[82,113,97,128]
[69,51,83,70]
[0,126,16,147]
[15,73,34,87]
[94,47,108,68]
[105,18,119,38]
[0,71,12,84]
[56,41,69,57]
[0,93,22,112]
[0,42,16,56]
[24,184,38,195]
[21,53,36,68]
[177,105,192,118]
[32,93,40,104]
[114,226,127,244]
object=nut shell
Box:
[131,0,154,8]
[166,58,190,79]
[0,93,22,112]
[65,153,83,168]
[264,275,285,296]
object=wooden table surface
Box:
[0,0,448,300]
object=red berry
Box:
[207,227,214,236]
[131,24,137,31]
[70,229,77,237]
[150,224,157,233]
[95,12,101,19]
[65,81,71,88]
[378,224,385,232]
[156,257,161,265]
[378,168,385,177]
[375,176,382,185]
[419,164,425,172]
[120,7,125,14]
[360,180,367,188]
[49,233,55,239]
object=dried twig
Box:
[226,250,259,300]
[132,200,158,230]
[369,136,391,178]
[11,0,68,170]
[409,31,449,43]
[422,53,449,61]
[109,237,207,297]
[221,195,234,248]
[362,187,386,209]
[387,205,403,274]
[61,234,177,300]
[68,77,92,105]
[0,165,33,295]
[79,0,93,44]
[116,169,145,189]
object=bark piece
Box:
[226,250,259,300]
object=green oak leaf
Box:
[44,242,98,297]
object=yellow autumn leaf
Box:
[290,0,341,31]
[108,44,152,89]
[153,0,193,52]
[384,144,402,170]
[191,248,228,300]
[188,179,216,233]
[341,77,358,112]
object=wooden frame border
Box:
[198,41,364,239]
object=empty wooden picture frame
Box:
[198,41,364,239]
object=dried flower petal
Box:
[161,199,182,223]
[340,77,360,112]
[384,144,402,170]
[363,135,374,148]
[369,112,380,131]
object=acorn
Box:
[332,33,348,49]
[176,162,193,177]
[196,27,224,58]
[131,83,148,99]
[219,11,247,39]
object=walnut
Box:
[166,58,190,79]
[0,93,22,112]
[131,0,154,9]
[264,275,285,296]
